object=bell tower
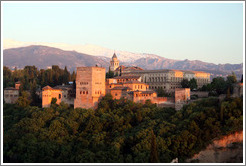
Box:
[109,52,119,71]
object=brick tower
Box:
[74,66,106,109]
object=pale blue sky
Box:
[2,2,244,64]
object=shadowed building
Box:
[4,81,20,104]
[42,84,75,108]
[74,66,106,109]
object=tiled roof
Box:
[114,75,140,79]
[111,86,132,90]
[128,90,155,94]
[53,85,73,90]
[115,65,144,72]
[123,81,146,84]
[42,85,53,90]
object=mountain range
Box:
[3,40,243,79]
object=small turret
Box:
[109,52,119,71]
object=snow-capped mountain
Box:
[3,39,160,63]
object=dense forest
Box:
[3,94,243,163]
[3,65,243,163]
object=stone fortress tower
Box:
[74,66,106,109]
[109,52,119,71]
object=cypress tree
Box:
[149,130,159,163]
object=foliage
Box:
[3,95,243,163]
[106,68,115,78]
[188,78,197,91]
[181,79,189,88]
[156,88,170,97]
[3,65,75,106]
[201,73,238,96]
[181,78,197,91]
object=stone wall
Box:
[191,91,209,98]
[74,67,105,109]
[42,89,62,108]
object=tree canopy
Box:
[3,95,243,163]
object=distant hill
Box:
[3,45,243,79]
[3,45,110,72]
[129,57,243,79]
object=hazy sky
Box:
[2,2,244,64]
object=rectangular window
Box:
[59,94,61,99]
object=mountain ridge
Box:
[3,45,243,79]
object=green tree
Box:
[63,66,70,84]
[156,88,170,97]
[226,72,237,94]
[211,77,226,95]
[51,98,57,105]
[106,68,114,78]
[149,130,159,163]
[188,78,197,91]
[181,79,189,88]
[71,71,76,81]
[16,91,31,108]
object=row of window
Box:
[135,93,152,97]
[95,82,102,84]
[135,85,145,89]
[79,91,102,95]
[117,78,138,82]
[171,77,183,82]
[43,94,61,99]
[150,86,165,89]
[148,77,167,82]
[43,94,62,99]
[80,82,88,85]
[95,91,102,95]
[111,62,119,66]
[5,94,18,97]
[148,73,167,77]
[80,91,88,95]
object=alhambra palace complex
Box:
[6,53,243,110]
[41,53,211,110]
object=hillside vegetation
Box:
[3,95,243,163]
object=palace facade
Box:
[121,69,210,92]
[39,53,211,110]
